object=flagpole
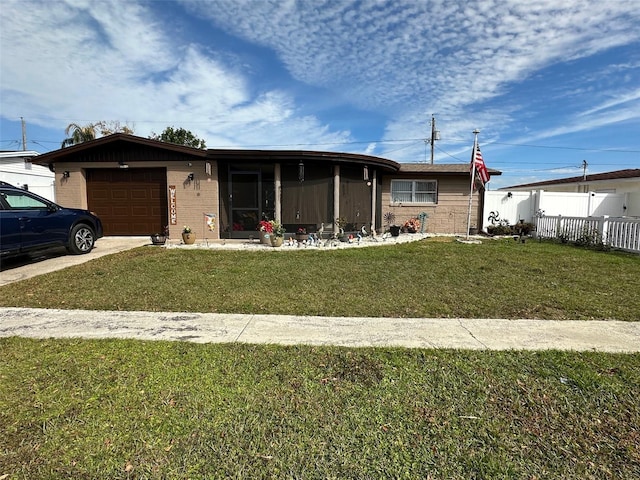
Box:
[466,129,480,240]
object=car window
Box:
[2,191,49,209]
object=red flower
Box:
[258,220,273,233]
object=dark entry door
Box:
[229,171,260,238]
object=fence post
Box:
[556,215,562,239]
[587,191,595,216]
[599,215,609,245]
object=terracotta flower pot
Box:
[182,232,196,245]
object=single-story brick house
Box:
[33,134,500,238]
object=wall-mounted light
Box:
[507,192,513,198]
[62,171,70,178]
[187,172,195,181]
[363,165,370,182]
[298,161,304,182]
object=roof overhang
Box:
[0,151,40,159]
[398,163,502,176]
[32,133,208,167]
[207,149,400,172]
[32,134,402,172]
[502,168,640,190]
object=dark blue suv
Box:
[0,182,103,258]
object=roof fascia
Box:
[33,134,207,165]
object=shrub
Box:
[487,224,512,235]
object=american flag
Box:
[471,143,490,186]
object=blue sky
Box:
[1,0,639,189]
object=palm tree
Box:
[61,123,97,147]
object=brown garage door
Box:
[87,168,167,235]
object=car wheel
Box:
[68,224,95,254]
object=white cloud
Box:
[0,0,354,148]
[181,0,640,159]
[1,0,639,164]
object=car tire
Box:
[68,224,96,254]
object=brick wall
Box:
[380,175,481,234]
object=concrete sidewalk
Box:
[1,307,638,352]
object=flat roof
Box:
[504,168,640,189]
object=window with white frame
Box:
[391,179,437,204]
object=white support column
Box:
[333,165,340,235]
[274,163,281,223]
[370,169,377,234]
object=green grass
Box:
[2,240,639,478]
[1,338,639,479]
[1,239,639,320]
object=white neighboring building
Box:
[0,151,55,201]
[504,169,640,194]
[502,169,640,218]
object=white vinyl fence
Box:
[536,215,640,254]
[483,190,630,227]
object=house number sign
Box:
[169,185,177,225]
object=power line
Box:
[489,141,639,154]
[2,133,639,154]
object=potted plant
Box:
[269,220,285,247]
[258,220,273,244]
[182,225,196,244]
[295,226,308,242]
[150,225,169,245]
[384,212,401,237]
[403,217,420,234]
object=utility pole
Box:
[582,159,588,181]
[426,114,440,164]
[21,117,27,151]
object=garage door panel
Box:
[87,168,167,235]
[130,189,150,200]
[131,206,150,216]
[90,188,110,201]
[108,191,127,201]
[112,206,131,216]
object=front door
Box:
[229,171,260,238]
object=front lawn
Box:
[0,239,638,320]
[1,338,639,478]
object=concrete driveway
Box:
[0,236,149,286]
